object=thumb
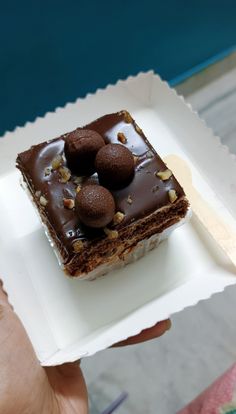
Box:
[0,279,12,310]
[45,362,88,413]
[0,281,15,345]
[0,279,10,307]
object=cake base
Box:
[73,211,191,280]
[21,177,189,279]
[21,179,192,281]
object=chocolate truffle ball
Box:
[64,129,105,176]
[95,143,134,189]
[75,185,115,228]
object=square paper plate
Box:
[1,71,236,366]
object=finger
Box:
[45,362,88,414]
[45,361,82,382]
[113,319,171,347]
[0,280,10,306]
[56,361,81,377]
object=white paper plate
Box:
[0,71,236,366]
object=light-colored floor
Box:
[83,66,236,414]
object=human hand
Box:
[0,282,170,414]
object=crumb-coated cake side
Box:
[16,111,189,278]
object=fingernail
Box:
[165,319,172,331]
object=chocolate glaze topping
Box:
[17,111,185,256]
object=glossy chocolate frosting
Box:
[17,111,185,257]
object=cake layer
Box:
[71,212,190,281]
[22,181,188,276]
[66,197,189,276]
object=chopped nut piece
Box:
[123,111,133,123]
[135,124,143,134]
[63,198,75,209]
[73,240,84,253]
[39,195,48,206]
[127,195,133,204]
[156,169,172,181]
[76,185,81,193]
[168,189,178,203]
[73,176,84,185]
[113,211,125,225]
[146,151,154,159]
[133,155,139,165]
[117,132,127,144]
[104,227,119,240]
[44,167,51,176]
[35,190,41,198]
[51,155,63,170]
[59,167,71,183]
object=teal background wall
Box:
[1,0,236,135]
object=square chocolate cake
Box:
[16,111,189,278]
